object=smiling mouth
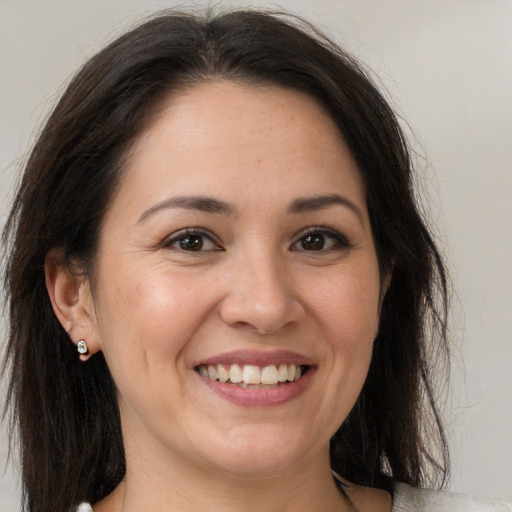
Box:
[195,364,309,387]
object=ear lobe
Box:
[45,248,100,360]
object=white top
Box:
[76,505,94,512]
[75,484,512,511]
[392,483,512,511]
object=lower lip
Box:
[197,369,314,407]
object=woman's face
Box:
[87,81,383,477]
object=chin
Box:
[196,423,317,477]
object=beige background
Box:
[1,0,511,509]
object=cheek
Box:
[91,265,209,417]
[307,266,381,341]
[305,264,380,397]
[94,260,219,366]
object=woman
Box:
[2,8,510,512]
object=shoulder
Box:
[393,483,512,512]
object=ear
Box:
[374,268,393,339]
[381,270,392,299]
[45,248,100,361]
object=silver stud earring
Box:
[77,339,89,355]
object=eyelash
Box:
[161,228,221,252]
[291,226,352,252]
[161,226,351,253]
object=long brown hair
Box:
[2,9,449,511]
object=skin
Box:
[47,81,392,511]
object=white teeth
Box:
[198,363,306,385]
[229,364,243,383]
[207,365,218,380]
[242,365,261,384]
[277,364,288,382]
[260,365,279,385]
[217,364,229,383]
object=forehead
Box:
[113,80,366,216]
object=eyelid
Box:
[291,226,352,250]
[160,227,222,251]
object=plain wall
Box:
[1,0,511,509]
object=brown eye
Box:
[178,234,204,251]
[291,228,351,252]
[163,229,219,252]
[300,233,325,250]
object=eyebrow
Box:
[289,194,365,224]
[137,193,364,224]
[137,195,237,223]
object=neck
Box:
[96,447,348,512]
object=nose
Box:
[219,251,305,334]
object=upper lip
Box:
[192,349,314,368]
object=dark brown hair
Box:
[2,9,449,512]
